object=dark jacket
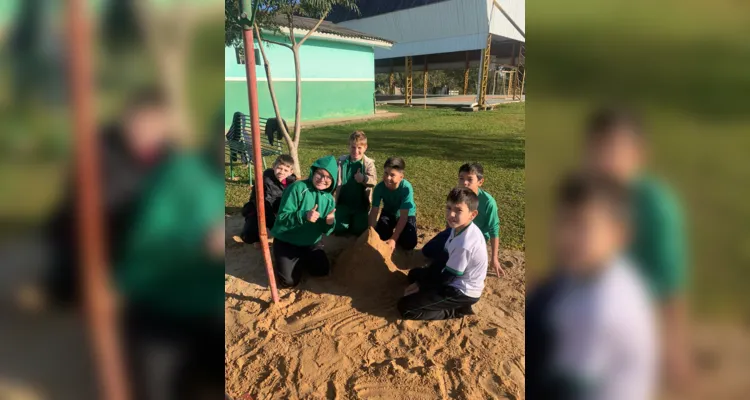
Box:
[46,124,170,305]
[242,168,297,217]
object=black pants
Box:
[272,239,330,287]
[375,214,418,251]
[124,306,223,400]
[240,203,275,244]
[397,262,479,320]
[421,227,451,264]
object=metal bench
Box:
[225,112,284,184]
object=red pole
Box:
[67,0,130,399]
[241,2,280,304]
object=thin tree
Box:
[226,0,359,176]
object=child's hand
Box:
[491,258,506,277]
[326,208,336,225]
[207,224,225,259]
[306,204,320,223]
[385,239,396,251]
[354,170,365,183]
[404,283,419,296]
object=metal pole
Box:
[493,0,525,39]
[240,0,280,304]
[404,56,413,106]
[423,56,428,109]
[463,51,470,95]
[67,1,130,399]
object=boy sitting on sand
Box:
[239,155,296,246]
[526,173,656,400]
[368,157,418,251]
[270,155,337,287]
[422,162,504,276]
[397,187,487,320]
[334,131,377,236]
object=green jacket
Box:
[629,175,687,300]
[271,155,338,246]
[115,153,224,318]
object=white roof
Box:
[338,0,524,59]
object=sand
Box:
[225,217,526,400]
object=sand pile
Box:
[224,215,526,400]
[333,228,408,300]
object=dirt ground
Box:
[224,214,750,400]
[225,216,526,400]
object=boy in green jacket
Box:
[271,155,338,287]
[334,130,377,236]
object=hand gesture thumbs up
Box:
[306,204,320,223]
[326,208,336,225]
[354,170,365,183]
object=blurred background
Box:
[0,0,223,399]
[527,0,750,398]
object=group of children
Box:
[526,108,689,399]
[239,130,502,321]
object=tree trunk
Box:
[132,1,196,143]
[292,47,303,149]
[254,26,300,176]
[288,142,301,178]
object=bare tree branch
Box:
[297,13,327,47]
[286,13,297,47]
[257,29,293,50]
[254,23,295,162]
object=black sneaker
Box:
[455,305,475,317]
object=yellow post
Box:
[389,70,394,95]
[478,34,492,108]
[405,56,413,106]
[423,56,428,109]
[463,51,470,95]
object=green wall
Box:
[226,80,374,126]
[225,33,376,126]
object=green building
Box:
[225,16,392,127]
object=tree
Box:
[104,0,222,141]
[226,0,359,176]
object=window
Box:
[235,46,260,65]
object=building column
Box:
[477,34,492,107]
[463,51,470,95]
[389,70,394,95]
[404,56,413,106]
[423,55,428,108]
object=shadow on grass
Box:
[303,130,525,169]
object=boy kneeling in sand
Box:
[397,187,487,320]
[270,155,338,287]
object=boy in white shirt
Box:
[526,172,657,400]
[397,187,488,320]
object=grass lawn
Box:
[527,0,750,319]
[225,103,526,250]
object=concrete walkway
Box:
[301,110,401,129]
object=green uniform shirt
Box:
[473,188,500,241]
[116,153,224,319]
[372,179,417,217]
[629,175,687,300]
[271,155,338,246]
[338,157,368,210]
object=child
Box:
[526,172,656,400]
[334,131,377,236]
[270,155,338,287]
[368,157,418,251]
[240,155,296,245]
[422,163,503,276]
[397,187,486,320]
[582,107,689,387]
